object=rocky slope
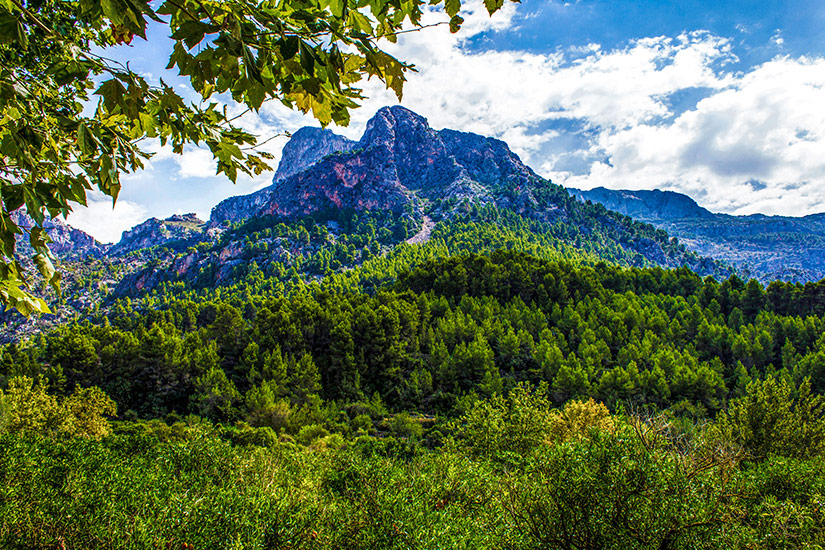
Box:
[210,106,548,227]
[571,187,825,283]
[571,188,714,221]
[273,127,357,182]
[119,106,727,299]
[107,214,205,256]
[11,210,102,258]
[3,107,743,337]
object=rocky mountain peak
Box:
[208,106,544,227]
[10,210,101,258]
[109,214,205,256]
[359,106,434,151]
[273,126,357,182]
[167,213,203,224]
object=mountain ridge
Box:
[0,107,750,339]
[209,107,547,227]
[101,106,728,301]
[572,186,825,282]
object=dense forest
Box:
[4,250,824,421]
[3,243,825,547]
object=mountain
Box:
[210,106,545,227]
[571,187,825,283]
[2,107,736,340]
[10,210,102,258]
[205,106,719,276]
[113,107,735,299]
[107,214,205,257]
[273,127,357,182]
[570,188,714,221]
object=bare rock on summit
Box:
[209,106,546,227]
[108,213,205,256]
[10,210,102,258]
[273,126,357,182]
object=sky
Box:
[66,0,825,243]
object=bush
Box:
[297,424,330,445]
[505,427,742,549]
[0,376,116,439]
[351,414,373,433]
[715,376,825,460]
[224,422,279,447]
[546,397,614,444]
[388,412,424,440]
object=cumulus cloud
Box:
[287,3,823,217]
[66,191,148,244]
[564,56,825,215]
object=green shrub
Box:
[297,424,330,445]
[388,412,424,440]
[715,376,825,460]
[448,382,556,462]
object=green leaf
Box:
[77,122,95,156]
[101,0,129,26]
[279,36,300,60]
[0,278,51,315]
[172,20,210,49]
[483,0,504,15]
[444,0,461,18]
[449,15,464,33]
[242,47,263,84]
[349,11,373,34]
[331,0,345,17]
[0,13,19,45]
[95,79,127,112]
[299,41,316,75]
[33,252,55,282]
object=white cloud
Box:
[174,148,219,179]
[66,191,148,244]
[274,7,821,217]
[563,56,825,216]
[771,30,785,46]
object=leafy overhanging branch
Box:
[0,0,511,315]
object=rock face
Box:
[210,106,545,227]
[273,127,357,182]
[10,210,102,258]
[573,187,825,282]
[109,213,205,256]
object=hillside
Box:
[0,107,735,340]
[572,187,825,283]
[112,107,727,299]
[3,115,825,550]
[4,248,825,549]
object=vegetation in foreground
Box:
[1,380,824,549]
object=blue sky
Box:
[67,0,825,242]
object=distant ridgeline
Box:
[572,187,825,283]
